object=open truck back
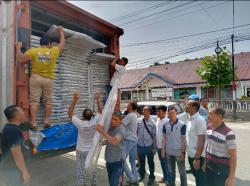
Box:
[0,0,123,154]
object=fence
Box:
[121,99,250,120]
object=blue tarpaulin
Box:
[37,123,77,152]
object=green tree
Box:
[196,50,233,106]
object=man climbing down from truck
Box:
[68,92,103,186]
[103,56,128,105]
[15,26,65,130]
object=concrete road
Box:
[1,120,250,186]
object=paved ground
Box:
[1,120,250,186]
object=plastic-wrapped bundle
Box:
[85,63,122,180]
[30,26,109,126]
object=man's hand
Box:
[57,26,64,33]
[202,162,206,173]
[161,150,166,158]
[22,171,31,185]
[96,124,104,134]
[193,159,201,170]
[180,152,185,161]
[225,176,235,186]
[152,147,156,156]
[15,42,23,49]
[73,92,80,103]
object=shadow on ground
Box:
[235,177,250,186]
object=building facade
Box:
[121,52,250,101]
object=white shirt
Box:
[155,116,169,149]
[72,114,100,152]
[110,64,126,87]
[177,111,189,124]
[186,112,206,158]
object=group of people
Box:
[0,25,237,186]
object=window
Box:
[121,91,131,100]
[201,87,216,98]
[174,87,196,99]
[247,88,250,97]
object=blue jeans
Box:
[188,157,205,186]
[106,161,123,186]
[167,155,187,186]
[157,148,169,182]
[137,145,155,180]
[124,140,138,182]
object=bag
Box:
[142,119,153,139]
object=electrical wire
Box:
[122,23,250,47]
[118,1,195,26]
[111,1,176,22]
[123,1,227,31]
[126,33,250,69]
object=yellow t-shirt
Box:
[25,47,60,79]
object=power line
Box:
[111,1,176,22]
[121,23,250,47]
[126,33,250,69]
[196,1,222,28]
[118,1,195,26]
[124,1,227,31]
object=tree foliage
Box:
[196,50,233,87]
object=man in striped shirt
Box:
[204,107,237,186]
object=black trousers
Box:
[205,167,228,186]
[188,157,206,186]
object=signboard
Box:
[151,88,173,98]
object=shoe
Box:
[158,178,165,183]
[147,179,155,185]
[186,169,192,174]
[126,181,139,186]
[138,175,145,182]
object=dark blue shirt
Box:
[0,123,24,170]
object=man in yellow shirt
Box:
[15,26,65,129]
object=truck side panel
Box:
[0,1,15,129]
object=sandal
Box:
[30,124,39,130]
[44,122,52,128]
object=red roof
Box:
[121,52,250,89]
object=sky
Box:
[68,1,250,69]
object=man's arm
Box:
[11,146,30,184]
[181,125,187,154]
[95,92,103,113]
[96,125,122,145]
[15,42,30,64]
[225,149,237,186]
[68,92,80,119]
[111,57,119,68]
[195,135,205,157]
[57,26,65,53]
[193,134,205,170]
[161,133,167,158]
[153,125,157,152]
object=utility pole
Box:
[232,0,237,120]
[215,41,222,106]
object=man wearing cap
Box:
[186,100,206,186]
